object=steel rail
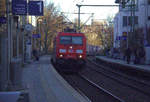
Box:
[79,74,125,102]
[68,76,92,102]
[88,58,150,87]
[87,58,150,96]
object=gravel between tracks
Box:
[61,73,122,102]
[80,64,150,102]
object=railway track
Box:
[87,58,150,96]
[93,57,150,81]
[79,74,124,102]
[53,58,150,102]
[61,73,124,102]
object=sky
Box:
[49,0,119,24]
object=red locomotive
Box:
[51,30,86,71]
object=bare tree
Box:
[82,20,113,50]
[38,3,65,53]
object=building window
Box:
[128,16,138,25]
[135,16,138,24]
[148,0,150,5]
[123,16,128,27]
[128,16,132,25]
[148,16,150,20]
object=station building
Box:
[114,0,150,64]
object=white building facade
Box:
[114,0,150,47]
[114,0,150,63]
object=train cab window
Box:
[60,36,71,44]
[72,37,83,45]
[60,36,83,45]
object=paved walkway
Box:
[96,56,150,72]
[22,55,90,102]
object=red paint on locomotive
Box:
[52,32,86,68]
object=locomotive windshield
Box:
[60,36,71,44]
[72,37,83,45]
[60,36,83,45]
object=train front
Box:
[56,32,86,68]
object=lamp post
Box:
[43,19,48,54]
[76,4,119,33]
[108,21,114,48]
[5,0,12,90]
[36,17,43,53]
[77,5,81,32]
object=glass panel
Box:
[123,16,127,27]
[135,16,138,24]
[128,16,138,25]
[60,36,71,44]
[148,16,150,20]
[72,37,83,45]
[60,36,83,45]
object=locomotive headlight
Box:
[70,46,73,49]
[79,55,82,58]
[60,54,63,57]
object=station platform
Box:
[22,55,90,102]
[96,56,150,73]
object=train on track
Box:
[51,29,87,72]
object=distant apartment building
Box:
[114,0,150,48]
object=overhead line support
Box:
[76,4,119,32]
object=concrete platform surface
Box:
[22,55,90,102]
[96,56,150,72]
